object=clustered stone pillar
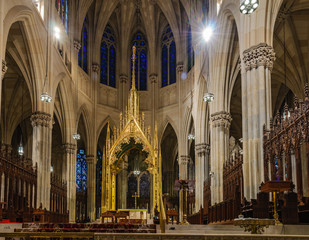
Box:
[210,111,232,205]
[62,143,76,222]
[242,43,275,200]
[31,111,52,210]
[195,143,209,210]
[178,155,190,221]
[86,155,96,221]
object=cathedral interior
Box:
[0,0,309,237]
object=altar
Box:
[118,209,148,220]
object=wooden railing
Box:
[50,173,68,222]
[0,144,37,221]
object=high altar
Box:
[101,46,162,217]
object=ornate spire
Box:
[128,46,139,120]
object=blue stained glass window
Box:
[161,45,168,87]
[187,26,194,72]
[100,42,108,85]
[169,41,176,84]
[130,32,147,91]
[55,0,69,33]
[161,26,177,87]
[109,46,116,88]
[79,18,88,73]
[76,149,87,192]
[100,25,116,88]
[275,157,279,181]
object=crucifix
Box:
[132,192,140,209]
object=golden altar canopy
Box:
[101,46,162,215]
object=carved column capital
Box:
[92,64,100,73]
[178,155,190,165]
[119,74,128,83]
[195,143,210,157]
[243,43,276,72]
[210,111,232,129]
[73,40,81,52]
[176,64,184,73]
[2,60,7,78]
[30,111,52,128]
[149,73,158,84]
[62,143,76,154]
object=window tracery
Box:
[55,0,69,32]
[100,25,116,88]
[131,32,148,91]
[161,26,176,87]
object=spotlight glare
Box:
[240,5,245,10]
[253,3,258,8]
[251,0,257,3]
[240,0,259,14]
[203,26,213,42]
[245,0,249,4]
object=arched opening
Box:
[161,123,178,210]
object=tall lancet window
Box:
[76,149,87,192]
[100,25,116,88]
[131,32,147,91]
[161,26,176,87]
[78,18,88,73]
[187,26,194,72]
[55,0,69,33]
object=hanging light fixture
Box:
[40,0,52,103]
[240,0,259,14]
[188,133,195,140]
[18,138,24,156]
[18,79,24,156]
[73,133,81,140]
[203,92,214,102]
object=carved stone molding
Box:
[2,60,7,78]
[92,64,100,73]
[178,155,190,165]
[210,111,232,129]
[62,143,76,154]
[73,40,81,52]
[30,111,52,128]
[195,143,210,157]
[243,43,276,71]
[120,74,128,83]
[176,64,184,73]
[86,155,95,164]
[149,73,158,84]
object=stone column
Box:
[86,155,95,221]
[195,143,208,210]
[62,143,76,222]
[119,160,128,209]
[31,111,52,210]
[178,155,189,221]
[242,43,275,200]
[120,74,128,111]
[210,111,232,205]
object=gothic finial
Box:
[294,96,299,109]
[304,83,309,102]
[131,46,137,90]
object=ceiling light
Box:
[240,0,259,14]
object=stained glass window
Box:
[187,26,194,72]
[100,25,116,88]
[130,32,147,91]
[76,149,87,192]
[78,18,88,73]
[96,150,102,194]
[55,0,69,33]
[161,26,176,87]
